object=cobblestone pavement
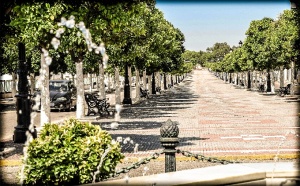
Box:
[1,69,299,185]
[92,69,299,158]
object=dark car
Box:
[32,80,76,111]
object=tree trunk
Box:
[135,66,140,100]
[156,72,161,89]
[107,74,111,92]
[115,67,121,105]
[89,73,93,93]
[128,65,132,98]
[247,71,251,89]
[148,75,152,94]
[143,69,147,90]
[40,53,50,126]
[280,66,284,88]
[11,72,17,101]
[29,73,35,95]
[254,71,257,89]
[266,69,271,92]
[271,70,275,93]
[76,59,85,119]
[290,61,295,95]
[72,74,75,85]
[151,72,156,94]
[99,63,106,99]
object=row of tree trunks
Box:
[216,66,297,95]
[21,56,185,127]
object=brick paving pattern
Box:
[92,69,299,157]
[1,69,299,185]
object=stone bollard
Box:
[160,119,179,173]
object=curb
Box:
[1,153,299,167]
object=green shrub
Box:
[21,118,124,185]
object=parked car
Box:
[32,80,76,112]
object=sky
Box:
[155,0,292,52]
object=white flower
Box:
[65,19,75,28]
[45,56,52,66]
[114,113,121,122]
[116,136,123,142]
[51,37,60,50]
[60,17,67,25]
[99,43,106,55]
[91,43,97,49]
[115,104,122,113]
[134,144,139,153]
[111,122,119,129]
[77,21,85,31]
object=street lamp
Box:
[122,62,132,104]
[290,0,298,9]
[13,43,37,143]
[238,40,243,47]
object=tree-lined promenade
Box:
[1,0,191,125]
[1,69,299,185]
[1,1,299,122]
[183,8,300,96]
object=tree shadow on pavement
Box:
[108,133,206,153]
[119,85,199,120]
[94,121,162,130]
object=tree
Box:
[206,42,231,63]
[9,2,66,125]
[243,17,274,71]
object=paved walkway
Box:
[86,69,299,158]
[1,69,299,185]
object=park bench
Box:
[84,93,111,117]
[278,84,291,97]
[140,88,149,99]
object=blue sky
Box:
[156,1,291,52]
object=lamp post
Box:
[289,0,299,96]
[151,72,156,95]
[238,40,243,47]
[290,0,298,9]
[122,62,132,104]
[236,41,243,86]
[13,43,37,143]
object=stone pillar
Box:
[160,119,179,173]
